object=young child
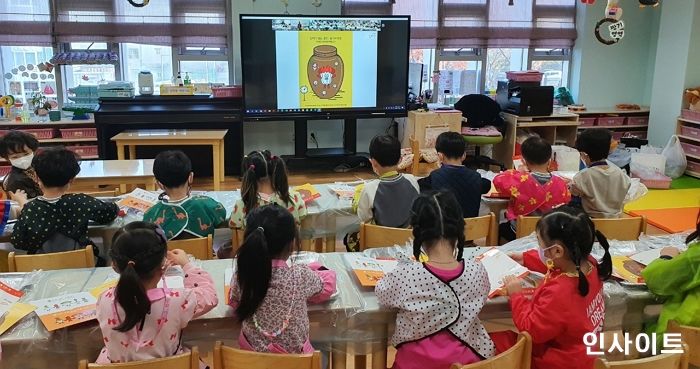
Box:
[230,151,306,229]
[493,136,570,241]
[641,215,700,337]
[418,131,491,218]
[572,129,631,218]
[144,150,226,240]
[10,147,119,254]
[504,206,612,369]
[0,130,42,198]
[376,191,495,369]
[96,222,217,366]
[355,134,419,228]
[229,205,336,353]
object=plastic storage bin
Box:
[579,117,596,127]
[21,128,54,139]
[687,159,700,173]
[680,125,700,139]
[66,145,98,157]
[681,109,700,122]
[60,128,97,139]
[633,171,672,189]
[212,86,242,98]
[626,116,649,126]
[597,117,626,126]
[681,142,700,157]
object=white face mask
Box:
[10,153,34,170]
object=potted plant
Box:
[30,91,51,120]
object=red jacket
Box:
[493,170,571,221]
[510,250,605,369]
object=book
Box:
[30,292,97,331]
[611,256,645,284]
[630,249,663,266]
[328,184,357,199]
[294,183,321,203]
[345,254,398,287]
[476,248,530,298]
[0,281,23,318]
[117,188,159,213]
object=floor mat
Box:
[628,207,699,233]
[671,175,700,189]
[624,189,700,212]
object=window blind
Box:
[0,0,52,45]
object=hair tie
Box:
[272,155,277,160]
[257,226,265,233]
[127,260,136,266]
[154,226,167,244]
[249,164,255,170]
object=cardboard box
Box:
[400,110,462,149]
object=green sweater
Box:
[642,241,700,336]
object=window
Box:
[529,48,570,88]
[69,42,108,51]
[0,46,55,105]
[438,60,482,99]
[122,43,173,91]
[485,48,528,92]
[63,64,116,89]
[179,61,229,84]
[409,49,435,95]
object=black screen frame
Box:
[239,14,411,121]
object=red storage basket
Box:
[212,86,242,98]
[681,142,700,157]
[626,116,649,126]
[579,117,596,127]
[680,125,700,139]
[0,130,8,137]
[60,128,96,139]
[687,159,700,173]
[505,71,543,82]
[681,109,700,122]
[67,145,98,158]
[0,166,11,177]
[596,117,626,126]
[20,128,54,139]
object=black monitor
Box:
[240,15,410,119]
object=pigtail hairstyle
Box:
[537,206,611,297]
[240,151,269,213]
[234,204,299,322]
[270,154,291,206]
[409,191,465,261]
[109,221,168,332]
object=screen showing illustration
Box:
[241,16,409,118]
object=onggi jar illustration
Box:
[307,45,344,99]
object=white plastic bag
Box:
[661,135,687,178]
[551,145,581,171]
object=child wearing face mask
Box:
[503,206,612,369]
[0,131,42,199]
[143,151,226,241]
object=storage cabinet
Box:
[678,114,700,178]
[575,108,650,140]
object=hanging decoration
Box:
[639,0,660,7]
[127,0,150,7]
[595,0,625,45]
[311,0,322,7]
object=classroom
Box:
[0,0,699,368]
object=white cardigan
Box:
[375,260,496,359]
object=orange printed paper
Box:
[294,183,321,203]
[117,188,158,213]
[612,256,645,284]
[30,292,97,331]
[346,255,398,287]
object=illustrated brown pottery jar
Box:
[307,45,344,99]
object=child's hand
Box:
[167,249,190,267]
[508,252,524,266]
[9,189,28,207]
[660,247,680,258]
[503,275,524,296]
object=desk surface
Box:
[111,129,228,141]
[77,159,154,179]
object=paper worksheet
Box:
[476,248,530,297]
[31,292,97,331]
[629,249,662,266]
[345,254,399,287]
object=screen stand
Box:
[294,118,357,158]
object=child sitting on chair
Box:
[571,129,631,218]
[10,147,119,256]
[0,130,42,199]
[96,222,217,367]
[493,136,570,241]
[418,131,491,218]
[230,151,306,229]
[144,150,226,241]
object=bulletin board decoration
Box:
[595,18,625,45]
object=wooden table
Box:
[76,159,155,194]
[111,130,227,191]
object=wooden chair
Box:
[168,235,213,260]
[593,216,647,241]
[409,136,439,176]
[465,213,498,246]
[77,346,200,369]
[451,332,532,369]
[515,216,540,239]
[213,341,321,369]
[81,188,121,197]
[668,320,700,367]
[358,223,413,251]
[594,343,689,369]
[8,247,95,272]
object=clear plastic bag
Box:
[661,135,687,178]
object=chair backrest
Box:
[213,341,321,369]
[451,332,532,369]
[515,216,540,239]
[168,235,213,260]
[668,320,700,366]
[8,247,95,272]
[594,343,688,369]
[465,213,498,246]
[359,223,413,251]
[592,216,647,241]
[78,347,199,369]
[515,215,647,241]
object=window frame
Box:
[173,46,231,85]
[527,47,572,88]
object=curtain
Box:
[342,0,577,49]
[52,0,229,47]
[0,0,52,45]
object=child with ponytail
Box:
[95,222,217,366]
[230,151,306,229]
[503,206,612,369]
[375,191,495,369]
[229,204,336,353]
